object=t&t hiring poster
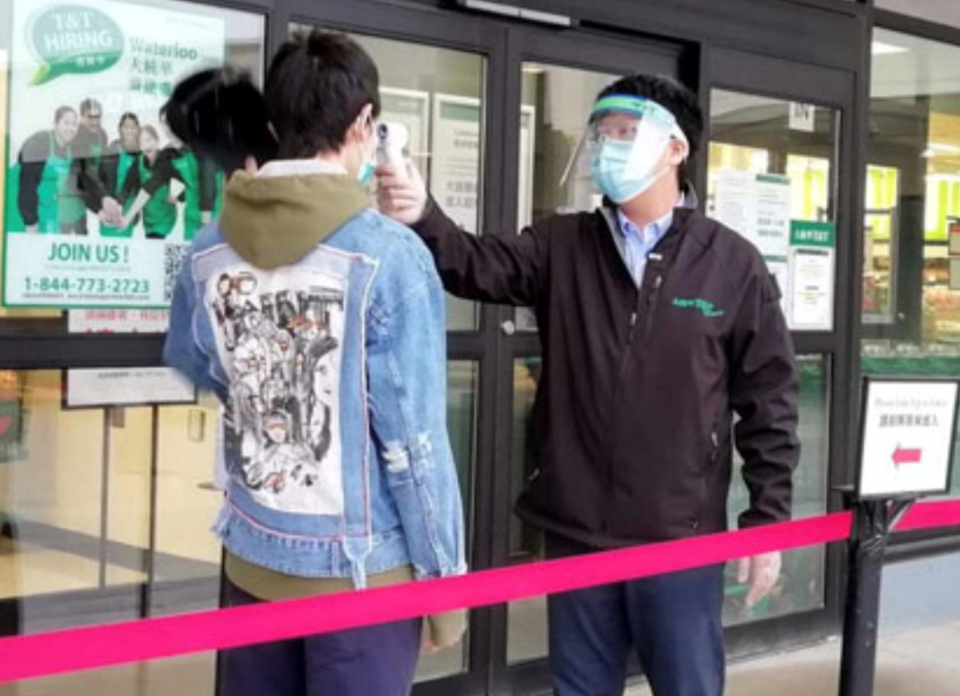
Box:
[4,0,227,308]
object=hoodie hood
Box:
[220,168,370,270]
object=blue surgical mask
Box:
[591,139,669,204]
[356,115,376,185]
[357,160,375,185]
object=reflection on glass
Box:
[153,400,224,613]
[515,63,618,331]
[708,90,838,332]
[0,371,104,611]
[292,27,487,332]
[105,407,153,588]
[865,29,960,499]
[0,371,224,634]
[506,355,831,660]
[0,0,265,334]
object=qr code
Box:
[164,244,190,303]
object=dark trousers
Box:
[547,536,725,696]
[218,580,422,696]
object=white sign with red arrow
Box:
[859,379,959,498]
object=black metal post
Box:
[838,498,913,696]
[0,519,21,635]
[140,405,161,619]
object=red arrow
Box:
[893,446,922,466]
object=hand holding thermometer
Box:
[376,122,409,181]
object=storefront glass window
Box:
[0,371,221,629]
[0,0,265,336]
[865,29,960,498]
[876,0,960,29]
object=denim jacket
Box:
[164,163,466,588]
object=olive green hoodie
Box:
[221,169,369,269]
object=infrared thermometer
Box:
[376,122,409,180]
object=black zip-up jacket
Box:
[412,194,800,549]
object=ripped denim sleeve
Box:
[366,282,467,580]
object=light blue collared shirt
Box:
[615,195,683,286]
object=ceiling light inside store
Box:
[872,40,908,56]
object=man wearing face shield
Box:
[378,75,799,696]
[164,30,466,696]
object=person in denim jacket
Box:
[164,31,466,696]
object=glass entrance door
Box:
[489,26,683,693]
[702,48,858,655]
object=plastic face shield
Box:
[560,94,687,191]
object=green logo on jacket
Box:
[672,297,725,318]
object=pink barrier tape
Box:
[0,512,853,684]
[895,499,960,532]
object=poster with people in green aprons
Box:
[15,106,88,235]
[97,112,141,238]
[3,0,228,309]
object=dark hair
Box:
[54,106,77,125]
[80,98,102,116]
[265,30,380,159]
[597,75,703,185]
[118,112,140,129]
[163,67,276,173]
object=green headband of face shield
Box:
[588,94,688,144]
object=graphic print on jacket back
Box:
[206,266,347,515]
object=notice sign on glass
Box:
[4,0,228,309]
[788,220,836,331]
[66,367,195,408]
[713,171,792,321]
[858,378,960,499]
[713,171,791,261]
